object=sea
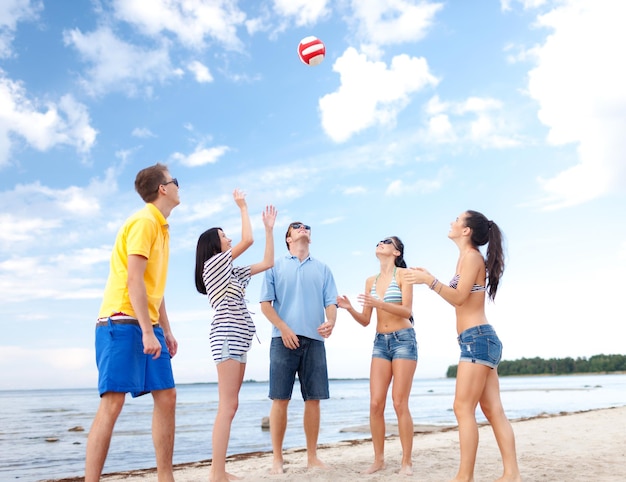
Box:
[1,373,625,481]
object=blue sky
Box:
[1,0,625,390]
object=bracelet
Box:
[429,278,439,290]
[436,283,443,294]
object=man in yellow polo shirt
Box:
[85,163,180,482]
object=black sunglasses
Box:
[378,238,398,249]
[157,178,178,191]
[290,223,311,231]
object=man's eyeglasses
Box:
[290,223,311,231]
[157,178,178,191]
[378,238,398,249]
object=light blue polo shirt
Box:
[260,254,338,342]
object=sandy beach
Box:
[51,405,626,482]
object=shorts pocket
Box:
[486,338,502,365]
[395,330,416,343]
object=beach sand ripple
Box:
[48,406,626,482]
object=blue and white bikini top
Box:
[370,267,403,303]
[449,274,486,293]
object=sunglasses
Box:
[378,238,398,249]
[290,223,311,231]
[156,178,178,192]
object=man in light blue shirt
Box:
[260,221,338,474]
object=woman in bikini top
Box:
[404,210,521,482]
[337,236,416,476]
[370,267,403,303]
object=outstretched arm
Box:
[250,205,277,275]
[405,256,482,306]
[337,278,375,327]
[231,189,253,260]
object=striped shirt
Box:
[203,249,254,362]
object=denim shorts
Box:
[217,338,248,364]
[372,327,418,362]
[457,324,502,369]
[269,336,329,401]
[95,319,175,398]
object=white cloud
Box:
[0,73,97,166]
[320,47,438,142]
[0,253,105,303]
[112,0,246,51]
[527,0,626,208]
[0,0,42,58]
[63,26,179,97]
[427,114,456,143]
[188,60,213,83]
[171,144,230,167]
[385,177,441,196]
[501,0,548,12]
[131,127,156,138]
[423,95,520,148]
[0,213,60,244]
[350,0,443,46]
[343,186,367,195]
[273,0,330,26]
[0,173,115,249]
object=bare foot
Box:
[362,460,386,474]
[495,475,521,482]
[399,463,413,476]
[447,477,474,482]
[210,470,239,482]
[307,456,331,470]
[269,458,284,475]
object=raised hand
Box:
[233,188,247,209]
[262,205,277,229]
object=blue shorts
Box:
[217,338,248,365]
[372,327,418,362]
[458,324,502,369]
[95,319,175,398]
[269,336,329,401]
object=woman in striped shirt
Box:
[195,189,277,482]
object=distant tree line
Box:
[446,354,626,378]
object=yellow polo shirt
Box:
[98,203,170,324]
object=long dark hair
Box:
[464,210,504,301]
[194,227,222,295]
[388,235,413,324]
[389,236,407,268]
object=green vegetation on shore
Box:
[446,354,626,378]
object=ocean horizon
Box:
[1,373,625,481]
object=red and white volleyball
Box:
[297,36,325,66]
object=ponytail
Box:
[465,211,505,301]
